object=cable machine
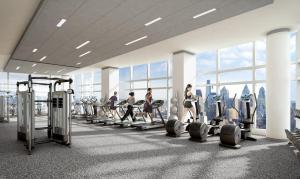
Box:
[16,75,74,155]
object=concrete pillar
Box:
[266,28,291,139]
[101,67,119,101]
[172,50,196,120]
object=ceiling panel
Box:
[12,0,85,61]
[6,0,273,74]
[6,59,77,75]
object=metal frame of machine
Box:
[0,91,10,123]
[16,75,73,155]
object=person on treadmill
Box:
[109,91,118,119]
[121,92,136,122]
[182,84,196,123]
[144,88,154,124]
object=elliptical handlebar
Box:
[251,93,258,123]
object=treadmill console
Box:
[117,100,127,106]
[152,100,164,108]
[134,100,145,106]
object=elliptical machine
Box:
[188,94,224,142]
[219,93,257,149]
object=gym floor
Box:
[0,118,300,179]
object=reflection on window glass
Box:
[132,81,147,89]
[152,89,168,119]
[149,79,168,88]
[255,40,266,65]
[119,90,130,101]
[290,33,296,62]
[291,64,296,80]
[94,70,101,83]
[256,83,266,129]
[133,64,147,80]
[255,68,266,81]
[69,69,101,99]
[220,43,253,69]
[134,90,146,100]
[0,72,7,83]
[196,51,216,73]
[9,73,28,85]
[150,61,167,78]
[120,82,130,90]
[291,80,296,130]
[83,72,92,85]
[119,67,131,81]
[197,74,216,85]
[220,70,252,83]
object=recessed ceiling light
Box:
[193,8,216,19]
[44,71,48,74]
[145,17,162,26]
[76,41,90,49]
[79,51,91,58]
[76,62,81,65]
[39,56,47,61]
[56,18,67,27]
[57,69,65,73]
[33,71,37,74]
[125,36,148,46]
[32,63,37,67]
[32,48,38,53]
[16,66,20,70]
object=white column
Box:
[101,67,119,101]
[296,31,300,129]
[266,28,291,139]
[172,50,196,119]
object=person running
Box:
[144,88,154,123]
[121,92,136,122]
[109,91,118,119]
[182,84,196,123]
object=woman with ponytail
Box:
[182,84,196,123]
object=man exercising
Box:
[109,91,118,119]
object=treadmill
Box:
[103,100,127,125]
[133,100,165,130]
[114,100,146,127]
[102,101,117,125]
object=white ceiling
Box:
[4,0,273,74]
[0,0,40,72]
[92,0,300,68]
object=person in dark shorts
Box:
[109,91,118,119]
[121,92,136,122]
[182,84,196,123]
[144,88,154,123]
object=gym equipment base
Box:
[165,131,188,137]
[189,138,207,143]
[219,143,241,149]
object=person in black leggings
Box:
[121,92,136,122]
[182,84,196,123]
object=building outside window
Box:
[196,33,297,131]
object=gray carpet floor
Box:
[0,118,300,179]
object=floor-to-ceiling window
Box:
[119,60,171,119]
[196,33,297,131]
[70,68,101,100]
